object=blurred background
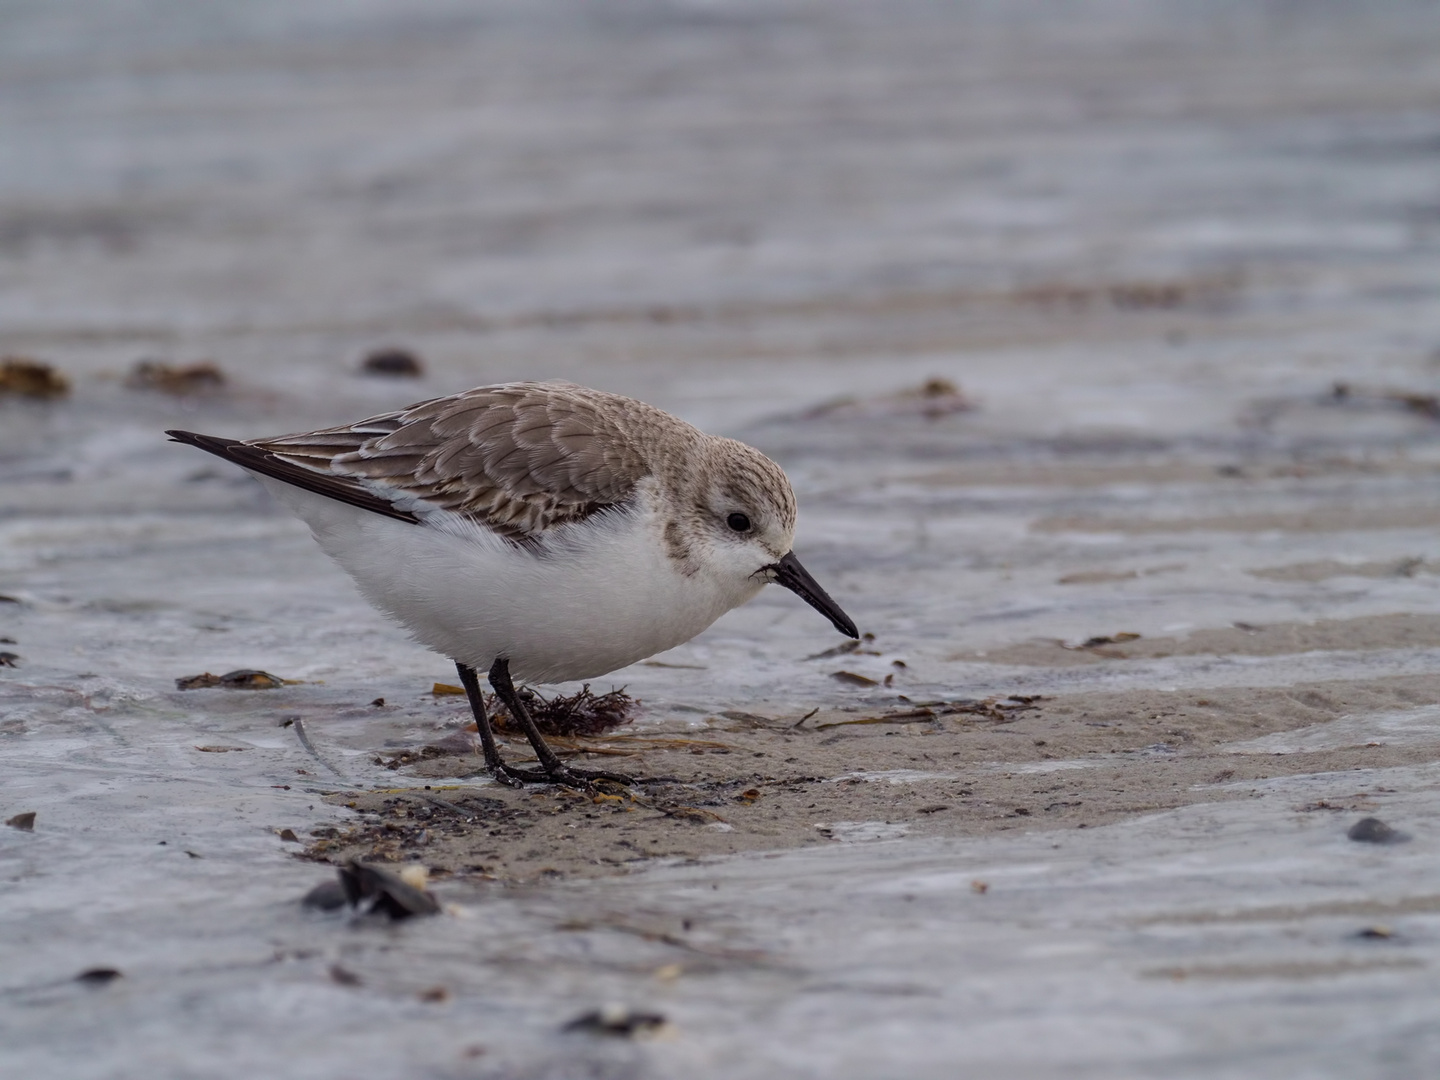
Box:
[3,0,1436,417]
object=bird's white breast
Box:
[254,475,760,683]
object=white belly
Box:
[255,476,760,683]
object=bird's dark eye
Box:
[726,512,751,533]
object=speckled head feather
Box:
[656,436,798,574]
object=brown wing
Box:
[219,381,676,539]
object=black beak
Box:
[767,551,859,639]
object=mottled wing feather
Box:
[249,382,665,539]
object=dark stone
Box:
[360,349,424,377]
[1348,817,1406,843]
[76,968,122,986]
[302,880,349,911]
[564,1007,668,1037]
[335,860,440,919]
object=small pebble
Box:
[329,964,362,986]
[564,1005,669,1038]
[360,348,424,377]
[301,880,349,911]
[1348,817,1404,843]
[6,811,36,831]
[75,968,122,986]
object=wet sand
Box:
[318,663,1440,882]
[6,1,1440,1077]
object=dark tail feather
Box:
[166,429,420,524]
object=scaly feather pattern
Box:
[248,381,701,539]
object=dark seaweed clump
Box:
[489,685,636,737]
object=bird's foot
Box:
[548,764,634,787]
[487,760,633,789]
[488,762,551,789]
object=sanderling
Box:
[168,380,857,787]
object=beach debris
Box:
[1059,563,1185,586]
[789,707,820,729]
[1059,568,1141,584]
[802,377,974,421]
[909,377,974,417]
[278,829,300,842]
[806,639,861,660]
[1015,272,1240,311]
[0,652,19,667]
[831,670,879,687]
[418,986,450,1003]
[328,964,362,986]
[176,669,292,690]
[657,805,727,825]
[289,717,348,780]
[337,860,440,919]
[126,360,225,395]
[1247,380,1440,433]
[0,357,69,399]
[816,695,1040,729]
[301,879,349,911]
[1356,926,1394,939]
[563,1005,670,1038]
[805,632,877,661]
[193,745,248,753]
[1348,817,1406,844]
[490,684,637,737]
[1064,632,1141,650]
[6,811,36,831]
[1330,381,1440,420]
[431,682,466,695]
[719,710,773,728]
[75,968,123,986]
[360,348,424,377]
[375,729,482,768]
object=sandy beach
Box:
[5,2,1440,1076]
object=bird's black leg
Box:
[487,658,633,787]
[454,661,547,788]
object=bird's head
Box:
[677,437,858,639]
